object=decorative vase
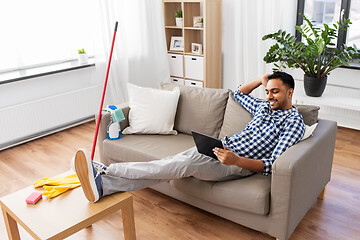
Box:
[78,53,88,65]
[303,74,327,97]
[175,17,183,27]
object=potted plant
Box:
[262,14,359,97]
[175,9,183,27]
[78,48,88,64]
[199,18,203,28]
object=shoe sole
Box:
[74,149,98,202]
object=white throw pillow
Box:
[122,83,180,135]
[300,123,318,141]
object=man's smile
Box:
[268,99,277,106]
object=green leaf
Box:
[263,14,356,76]
[295,25,302,33]
[315,38,324,54]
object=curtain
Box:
[95,0,170,105]
[222,0,297,98]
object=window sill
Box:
[340,62,360,70]
[294,91,360,111]
[293,80,360,111]
[0,58,95,85]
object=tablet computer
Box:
[191,130,223,159]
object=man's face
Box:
[265,78,293,110]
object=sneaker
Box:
[72,156,109,175]
[93,161,109,175]
[74,149,103,202]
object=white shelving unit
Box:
[163,0,222,89]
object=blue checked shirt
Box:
[221,90,305,175]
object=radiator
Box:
[294,80,360,130]
[0,86,99,150]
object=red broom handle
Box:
[91,22,118,160]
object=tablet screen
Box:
[191,130,223,159]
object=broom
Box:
[91,21,118,160]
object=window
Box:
[347,0,360,47]
[0,0,96,73]
[296,0,360,49]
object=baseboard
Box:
[0,116,94,151]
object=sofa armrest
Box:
[95,102,130,162]
[268,119,337,240]
[95,102,130,133]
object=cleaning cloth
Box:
[112,108,125,123]
[33,174,81,198]
[103,105,125,123]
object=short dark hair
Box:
[268,71,295,89]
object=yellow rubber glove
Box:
[42,183,81,198]
[34,174,80,188]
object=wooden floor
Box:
[0,122,359,240]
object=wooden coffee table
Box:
[0,177,136,240]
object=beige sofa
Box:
[97,83,337,240]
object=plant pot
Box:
[78,53,88,65]
[175,18,183,27]
[303,75,327,97]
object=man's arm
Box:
[233,74,270,116]
[239,74,270,95]
[214,116,305,175]
[213,145,264,173]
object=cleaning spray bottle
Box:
[103,105,125,140]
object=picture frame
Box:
[170,36,184,51]
[193,16,203,28]
[191,43,202,54]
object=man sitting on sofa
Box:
[74,71,305,203]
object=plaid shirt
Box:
[222,90,305,175]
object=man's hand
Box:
[259,73,270,87]
[213,145,238,166]
[213,145,265,173]
[238,73,270,95]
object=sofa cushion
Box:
[294,105,320,125]
[161,83,230,138]
[122,83,180,135]
[219,92,253,139]
[171,174,271,215]
[102,133,195,164]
